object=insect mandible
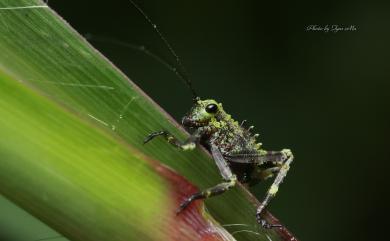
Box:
[129,0,294,229]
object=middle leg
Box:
[177,144,237,213]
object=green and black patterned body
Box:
[145,98,293,228]
[199,110,262,184]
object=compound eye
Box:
[205,104,218,114]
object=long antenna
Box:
[127,0,198,99]
[85,34,190,89]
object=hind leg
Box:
[256,149,293,228]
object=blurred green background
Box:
[1,0,389,241]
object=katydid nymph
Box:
[128,0,294,229]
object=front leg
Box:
[177,145,237,213]
[144,128,204,151]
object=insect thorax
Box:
[208,115,261,156]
